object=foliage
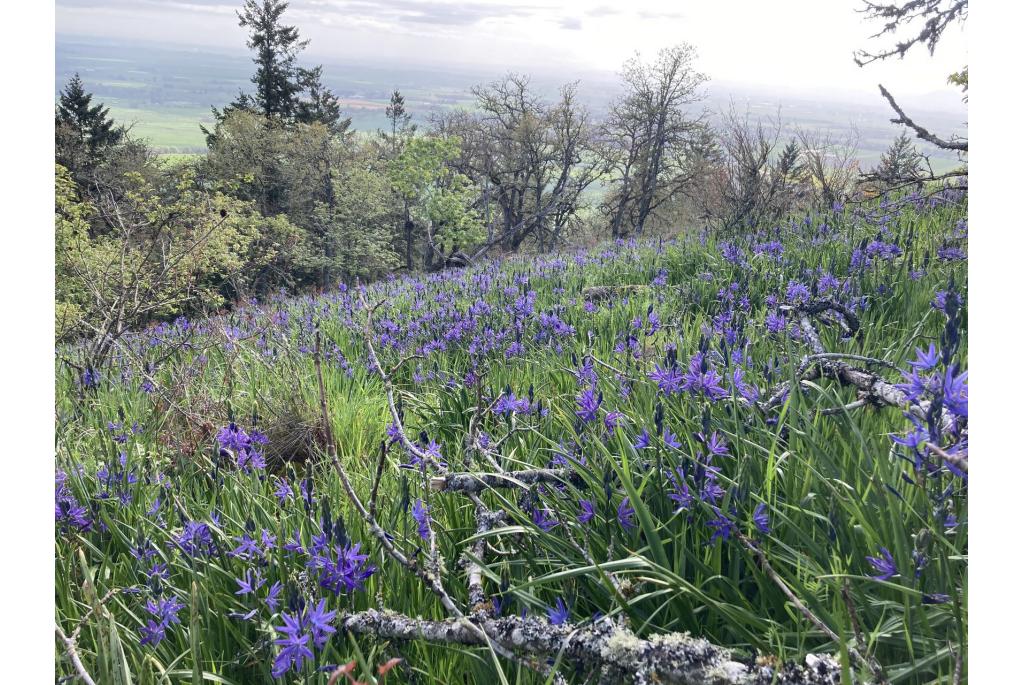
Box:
[389,136,484,260]
[305,163,402,284]
[54,162,301,361]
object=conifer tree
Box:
[871,131,926,189]
[55,74,124,176]
[236,0,308,120]
[295,66,349,133]
[382,89,415,158]
[205,0,346,143]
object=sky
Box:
[56,0,968,99]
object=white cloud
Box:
[56,0,969,96]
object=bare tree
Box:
[691,107,809,232]
[797,126,862,209]
[433,75,597,258]
[599,44,708,238]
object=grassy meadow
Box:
[55,191,967,684]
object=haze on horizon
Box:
[57,0,968,105]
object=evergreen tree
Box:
[55,74,124,176]
[382,89,415,158]
[872,131,926,189]
[204,0,348,145]
[236,0,308,119]
[295,66,350,133]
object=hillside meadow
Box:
[55,191,967,684]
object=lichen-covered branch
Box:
[877,85,967,153]
[762,301,957,432]
[55,624,97,685]
[430,468,584,493]
[337,609,853,685]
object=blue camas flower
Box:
[412,498,431,540]
[547,597,570,625]
[752,503,770,535]
[272,611,316,678]
[617,498,636,530]
[578,499,595,524]
[866,547,898,581]
[532,507,558,532]
[575,387,602,423]
[139,596,184,647]
[307,542,377,596]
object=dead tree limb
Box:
[55,624,97,685]
[336,609,853,685]
[762,301,958,433]
[878,85,967,153]
[430,468,583,493]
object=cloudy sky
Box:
[56,0,968,97]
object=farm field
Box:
[55,191,967,684]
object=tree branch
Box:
[878,85,967,152]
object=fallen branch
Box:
[465,495,507,612]
[742,537,886,681]
[55,624,97,685]
[762,302,958,433]
[430,468,584,494]
[337,609,853,685]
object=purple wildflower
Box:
[265,581,283,611]
[649,364,684,394]
[575,387,602,423]
[578,499,595,524]
[866,547,898,581]
[617,498,636,530]
[412,498,431,540]
[532,507,558,532]
[752,503,770,535]
[272,612,316,678]
[547,597,570,625]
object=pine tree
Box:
[295,66,350,134]
[55,74,124,176]
[205,0,348,145]
[236,0,308,119]
[872,132,926,189]
[382,89,415,157]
